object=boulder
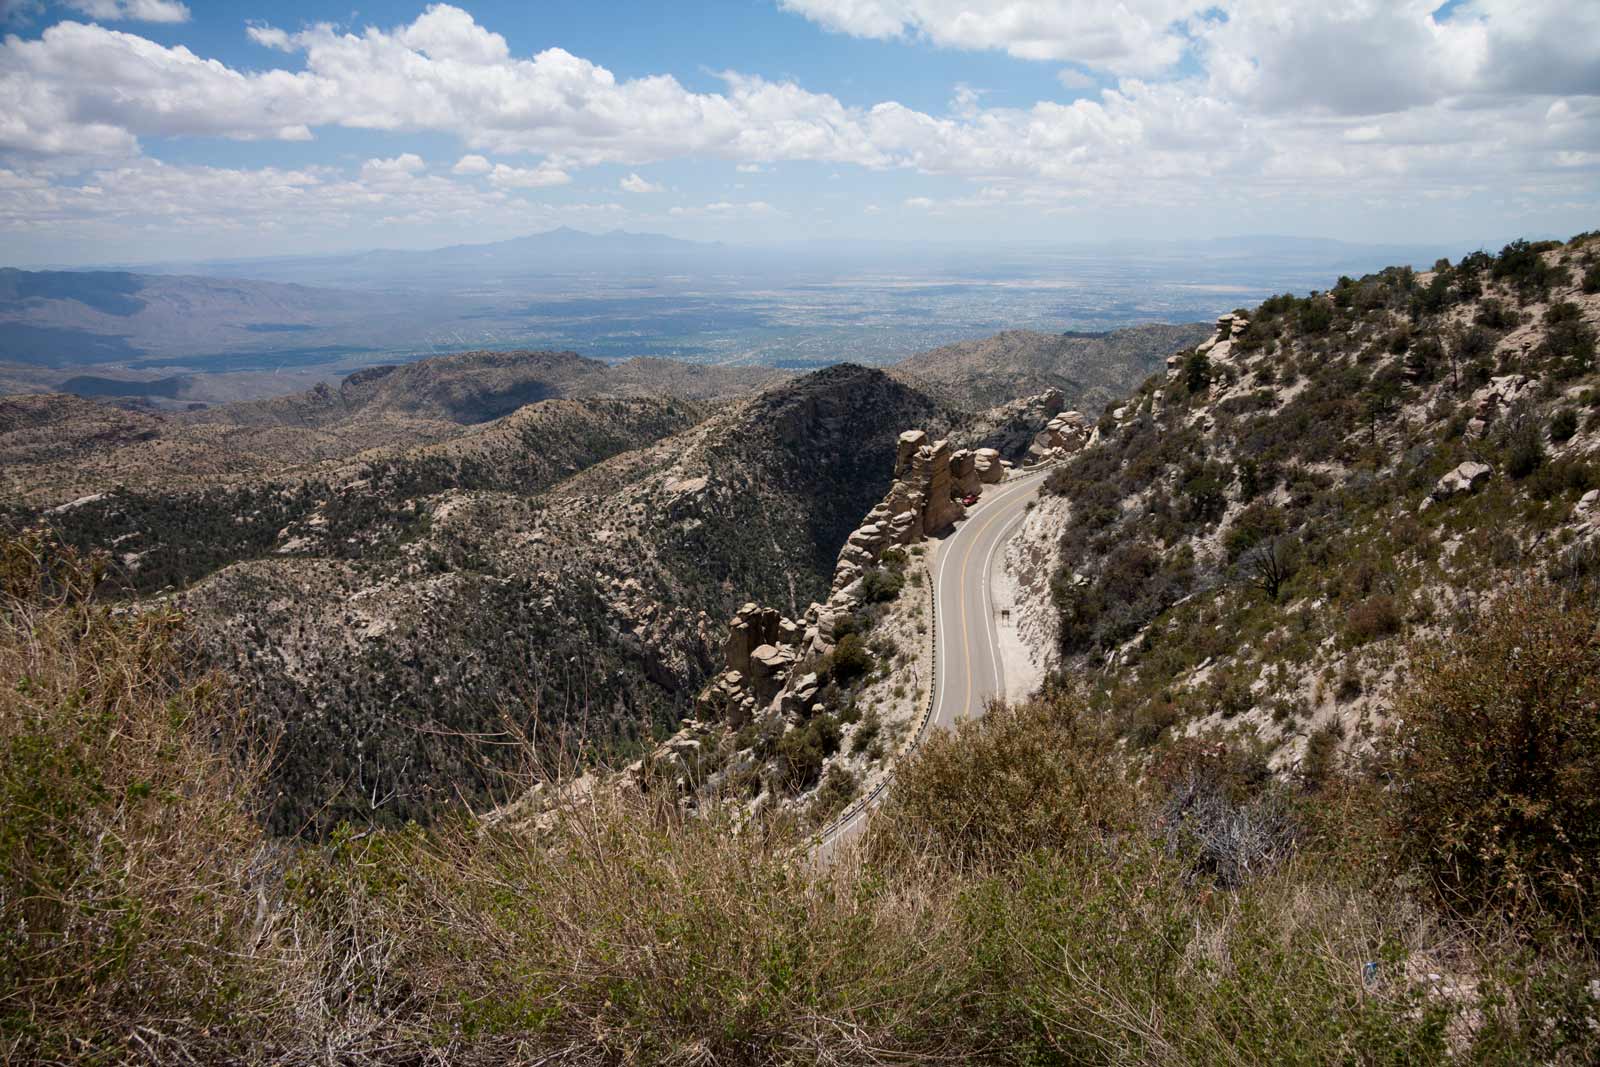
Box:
[1430,461,1492,502]
[1578,488,1599,524]
[749,643,797,705]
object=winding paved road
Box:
[815,467,1051,857]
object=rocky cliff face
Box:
[1027,410,1094,461]
[693,424,971,731]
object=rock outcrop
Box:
[974,447,1004,483]
[696,425,974,727]
[961,388,1067,461]
[703,602,806,725]
[951,449,981,497]
[1467,374,1536,437]
[1027,410,1092,460]
[1168,312,1250,373]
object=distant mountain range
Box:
[122,227,733,287]
[107,228,1460,290]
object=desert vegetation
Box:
[4,530,1599,1063]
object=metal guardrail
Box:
[813,464,1057,849]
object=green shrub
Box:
[1545,301,1583,325]
[1550,408,1579,443]
[825,632,873,684]
[1298,297,1334,334]
[874,693,1135,869]
[1506,420,1548,479]
[850,707,882,756]
[771,712,840,793]
[1299,723,1343,793]
[808,763,859,824]
[1476,298,1522,331]
[1539,319,1597,380]
[1493,239,1564,298]
[1182,349,1213,395]
[1224,501,1289,561]
[1388,588,1600,930]
[1345,594,1402,645]
[1179,460,1229,524]
[860,565,904,604]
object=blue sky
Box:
[0,0,1596,263]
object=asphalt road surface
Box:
[815,467,1051,858]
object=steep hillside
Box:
[20,396,702,590]
[0,393,164,471]
[891,322,1210,411]
[1006,234,1600,777]
[171,365,951,833]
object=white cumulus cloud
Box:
[668,200,777,217]
[619,172,662,193]
[0,2,1593,247]
[487,161,571,189]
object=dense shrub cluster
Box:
[1389,588,1600,931]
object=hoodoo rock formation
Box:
[951,449,981,497]
[973,447,1004,483]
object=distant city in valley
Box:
[2,228,1465,406]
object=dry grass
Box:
[3,532,1597,1064]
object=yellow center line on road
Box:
[958,478,1037,721]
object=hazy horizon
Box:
[8,228,1545,274]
